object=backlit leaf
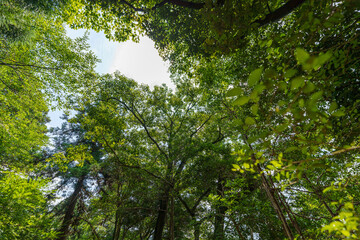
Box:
[295,48,310,64]
[226,87,242,97]
[233,96,250,106]
[248,67,263,87]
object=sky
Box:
[65,28,172,87]
[48,28,172,128]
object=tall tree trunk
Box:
[194,219,200,240]
[113,183,123,240]
[229,215,246,240]
[257,165,294,240]
[169,194,175,240]
[57,176,85,240]
[214,206,227,240]
[153,186,171,240]
[113,208,122,240]
[121,225,129,240]
[213,178,227,240]
[244,134,295,240]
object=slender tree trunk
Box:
[153,186,171,240]
[121,225,129,240]
[56,176,85,240]
[113,183,123,240]
[229,215,246,240]
[257,165,294,240]
[194,220,200,240]
[244,135,295,240]
[214,206,227,240]
[213,178,227,240]
[113,208,122,240]
[169,194,175,240]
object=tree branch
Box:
[0,61,61,70]
[107,97,169,161]
[119,0,146,12]
[177,195,194,216]
[77,217,101,240]
[253,0,306,26]
[100,131,172,186]
[165,0,204,9]
[191,187,211,213]
[118,0,204,12]
[190,115,212,138]
[212,126,224,144]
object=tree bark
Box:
[254,0,306,26]
[56,176,85,240]
[229,215,246,240]
[153,186,171,240]
[113,208,122,240]
[113,183,123,240]
[257,165,294,240]
[213,178,227,240]
[243,133,295,240]
[194,219,200,240]
[169,194,175,240]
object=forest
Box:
[0,0,359,239]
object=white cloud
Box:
[109,36,174,89]
[49,30,173,128]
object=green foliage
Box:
[1,0,360,239]
[322,202,360,239]
[0,0,98,167]
[0,170,57,239]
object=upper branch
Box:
[254,0,306,26]
[163,0,204,9]
[118,0,204,12]
[108,97,169,161]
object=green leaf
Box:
[298,98,305,108]
[278,152,283,161]
[309,91,323,103]
[270,160,281,168]
[253,84,266,94]
[226,87,242,97]
[276,123,288,132]
[285,146,298,152]
[248,68,263,87]
[314,51,332,69]
[341,230,350,237]
[233,96,250,106]
[284,69,297,79]
[295,48,310,64]
[266,39,273,47]
[243,162,250,169]
[275,173,281,181]
[232,164,240,171]
[332,109,345,117]
[303,82,316,93]
[250,104,259,115]
[291,76,305,90]
[329,101,338,113]
[245,117,256,125]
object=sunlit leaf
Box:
[245,117,256,125]
[226,87,242,97]
[233,96,250,106]
[248,67,263,87]
[295,48,310,64]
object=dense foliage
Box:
[0,0,359,239]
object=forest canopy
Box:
[0,0,359,239]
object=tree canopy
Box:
[1,0,359,239]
